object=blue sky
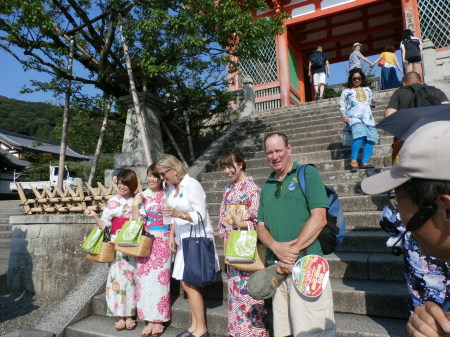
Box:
[0,49,402,104]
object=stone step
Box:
[240,111,385,134]
[0,224,12,231]
[0,248,9,260]
[209,209,382,232]
[88,292,408,337]
[201,167,387,190]
[65,315,224,337]
[0,238,10,249]
[241,109,387,133]
[0,231,12,239]
[224,134,394,157]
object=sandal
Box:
[115,318,126,331]
[350,160,358,170]
[361,163,374,169]
[151,323,165,336]
[125,317,137,330]
[141,322,154,337]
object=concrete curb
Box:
[35,263,108,337]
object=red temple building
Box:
[230,0,450,110]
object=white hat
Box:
[361,121,450,195]
[353,42,362,49]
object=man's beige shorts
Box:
[272,275,335,337]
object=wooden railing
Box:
[14,181,142,214]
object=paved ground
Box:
[0,292,58,336]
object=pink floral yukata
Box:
[218,176,267,337]
[101,194,137,317]
[135,189,171,322]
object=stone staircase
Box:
[0,199,23,281]
[66,89,411,337]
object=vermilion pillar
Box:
[276,27,290,107]
[401,0,422,38]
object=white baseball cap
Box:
[361,121,450,195]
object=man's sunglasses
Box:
[391,201,437,256]
[158,167,173,178]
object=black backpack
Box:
[310,52,324,69]
[403,39,421,60]
[406,85,442,108]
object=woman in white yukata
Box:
[131,164,171,337]
[156,154,219,337]
[84,169,139,331]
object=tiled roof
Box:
[0,129,88,160]
[0,149,29,168]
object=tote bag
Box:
[182,212,216,287]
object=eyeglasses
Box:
[274,181,282,199]
[158,167,173,178]
[352,77,362,81]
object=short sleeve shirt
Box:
[349,50,363,70]
[257,162,329,264]
[386,84,449,110]
[309,51,329,74]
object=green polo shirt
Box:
[257,162,329,265]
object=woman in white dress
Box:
[84,169,139,331]
[156,154,219,337]
[132,164,171,337]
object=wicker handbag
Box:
[224,238,266,272]
[86,241,116,263]
[115,234,154,258]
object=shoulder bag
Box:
[182,212,216,287]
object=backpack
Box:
[403,38,421,60]
[406,85,442,108]
[310,52,324,69]
[298,164,346,255]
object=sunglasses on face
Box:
[274,181,282,199]
[158,167,173,178]
[352,77,362,81]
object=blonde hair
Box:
[156,154,188,179]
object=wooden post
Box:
[57,36,74,190]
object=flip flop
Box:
[115,318,126,331]
[151,323,165,336]
[350,160,358,170]
[125,317,137,330]
[361,163,374,169]
[141,322,154,337]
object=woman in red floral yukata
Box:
[218,149,267,337]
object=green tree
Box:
[0,0,286,118]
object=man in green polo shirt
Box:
[257,132,335,337]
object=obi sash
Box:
[110,217,129,235]
[146,212,169,231]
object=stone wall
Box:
[8,214,97,298]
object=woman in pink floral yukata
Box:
[218,149,267,337]
[131,164,171,337]
[84,169,139,331]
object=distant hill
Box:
[0,95,124,154]
[0,95,63,141]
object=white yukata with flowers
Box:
[101,194,137,317]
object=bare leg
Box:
[182,281,208,337]
[413,62,423,79]
[314,85,319,99]
[319,84,325,98]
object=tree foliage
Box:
[0,0,286,115]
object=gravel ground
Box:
[0,292,58,336]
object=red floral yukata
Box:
[218,176,267,337]
[135,189,171,322]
